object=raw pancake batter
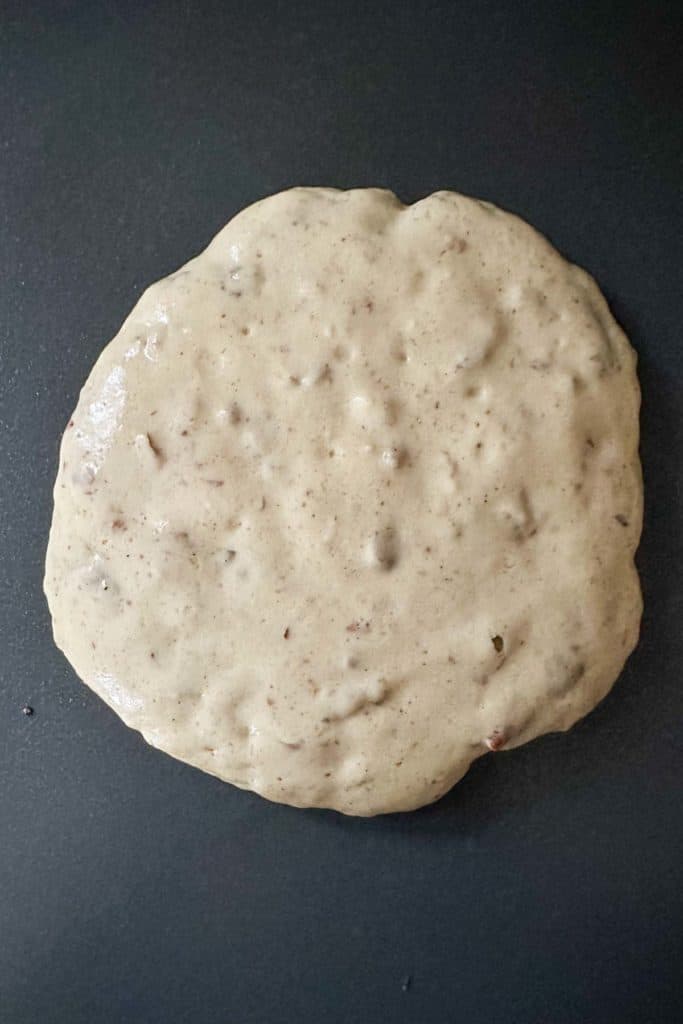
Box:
[45,188,643,815]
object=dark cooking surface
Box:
[1,2,681,1022]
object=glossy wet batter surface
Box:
[45,188,642,814]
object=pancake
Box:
[45,188,642,814]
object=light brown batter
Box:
[45,188,642,814]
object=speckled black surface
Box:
[1,3,681,1022]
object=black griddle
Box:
[1,2,681,1022]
